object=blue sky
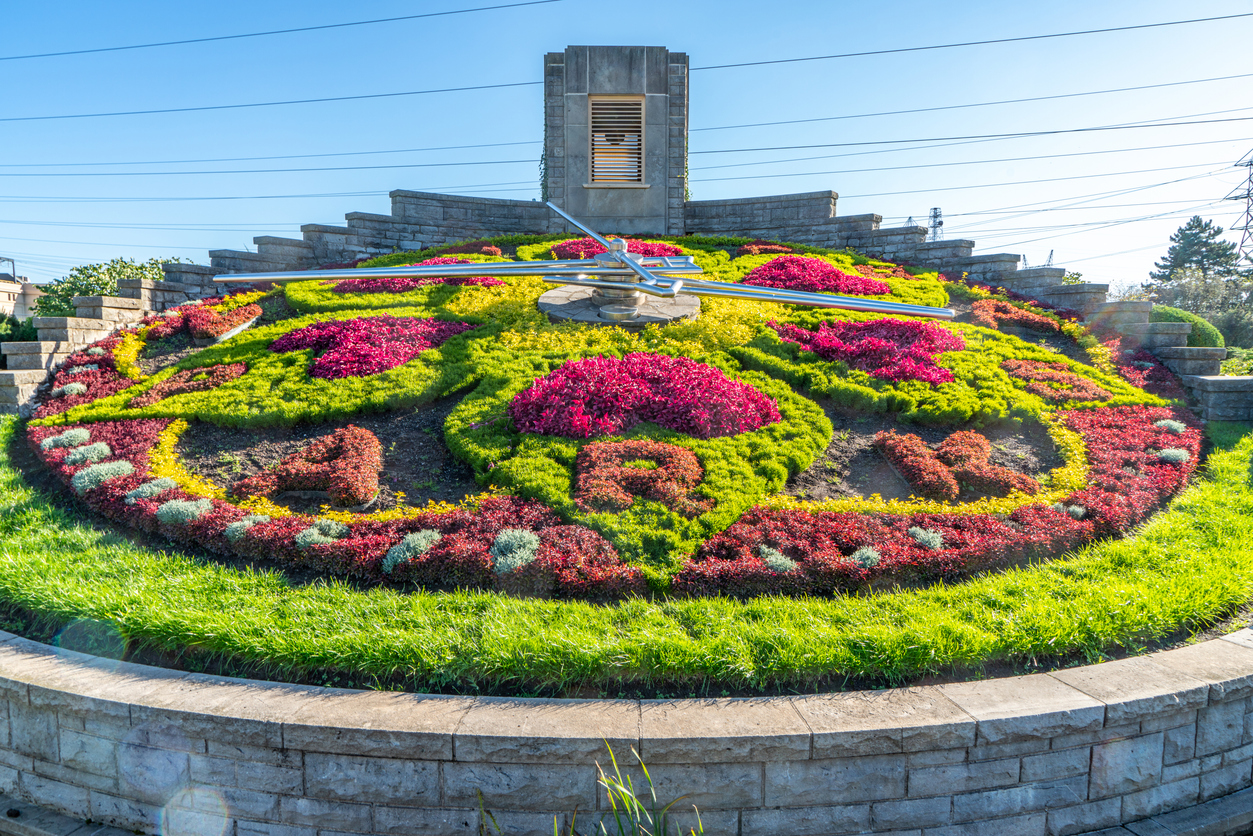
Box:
[3,0,1251,289]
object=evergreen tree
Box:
[1150,216,1244,282]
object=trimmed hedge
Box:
[1151,305,1225,348]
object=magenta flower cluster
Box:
[550,238,683,259]
[330,257,504,294]
[509,353,781,440]
[742,255,891,296]
[770,318,964,385]
[269,315,479,379]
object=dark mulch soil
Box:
[785,399,1062,503]
[138,332,199,376]
[176,394,483,513]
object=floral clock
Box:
[24,237,1202,603]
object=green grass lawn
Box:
[2,413,1251,697]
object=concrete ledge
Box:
[0,629,1248,834]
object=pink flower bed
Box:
[330,257,504,294]
[509,353,781,440]
[550,238,683,259]
[230,425,382,507]
[269,315,479,379]
[743,255,891,296]
[770,318,964,385]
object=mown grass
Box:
[2,414,1252,697]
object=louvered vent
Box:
[590,97,644,183]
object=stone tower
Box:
[543,45,688,236]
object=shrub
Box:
[490,529,542,574]
[124,478,178,505]
[743,255,890,296]
[1151,305,1224,348]
[851,546,880,568]
[1157,448,1190,464]
[269,315,479,379]
[758,546,799,573]
[574,439,712,516]
[156,498,214,526]
[1154,419,1187,434]
[224,514,270,543]
[907,527,945,550]
[33,257,183,318]
[874,430,958,501]
[550,238,683,259]
[970,299,1060,333]
[71,460,134,495]
[510,353,781,440]
[184,303,263,340]
[770,318,963,385]
[383,529,442,574]
[65,442,111,466]
[40,428,91,450]
[51,383,88,398]
[736,240,794,257]
[330,257,504,294]
[296,518,350,550]
[1001,359,1113,403]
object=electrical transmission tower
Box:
[928,207,944,242]
[1044,250,1054,268]
[1228,150,1253,269]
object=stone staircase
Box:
[0,265,217,416]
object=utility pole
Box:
[1228,150,1253,269]
[928,208,944,242]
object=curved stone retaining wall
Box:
[0,630,1251,835]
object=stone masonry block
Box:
[1152,639,1253,704]
[1090,733,1164,798]
[639,697,808,763]
[939,674,1104,745]
[1120,775,1199,820]
[765,754,906,806]
[907,757,1021,798]
[58,729,116,777]
[1182,375,1253,393]
[741,803,870,836]
[927,811,1047,836]
[9,700,58,762]
[235,759,303,795]
[442,762,595,811]
[1199,757,1250,801]
[1163,722,1197,765]
[792,687,975,759]
[1162,759,1202,783]
[116,743,190,804]
[951,776,1087,822]
[20,773,90,820]
[1020,746,1091,783]
[455,697,639,764]
[87,789,158,832]
[279,795,372,832]
[371,804,477,836]
[1049,657,1209,727]
[1197,699,1246,756]
[304,752,437,804]
[870,795,952,829]
[1045,797,1122,836]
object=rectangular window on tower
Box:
[589,97,645,185]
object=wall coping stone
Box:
[389,190,546,209]
[684,190,838,208]
[1155,347,1227,361]
[299,223,355,235]
[158,263,224,276]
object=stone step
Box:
[1034,283,1108,317]
[1095,300,1154,315]
[1118,321,1192,348]
[1180,375,1253,421]
[1010,267,1067,282]
[31,316,112,330]
[1180,375,1253,393]
[1,341,78,355]
[1153,346,1227,378]
[31,328,110,345]
[0,369,50,386]
[1088,309,1151,328]
[71,295,143,310]
[3,352,70,371]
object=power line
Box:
[0,81,543,123]
[691,72,1253,134]
[690,137,1253,176]
[690,12,1253,71]
[0,159,537,177]
[0,180,538,203]
[0,1,561,62]
[0,141,542,169]
[690,116,1253,156]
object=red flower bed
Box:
[550,238,683,259]
[970,299,1060,333]
[184,303,262,340]
[874,430,959,501]
[269,315,479,379]
[673,404,1198,597]
[437,241,503,256]
[330,257,504,294]
[230,426,383,507]
[28,419,172,482]
[936,431,1040,497]
[1096,332,1188,401]
[509,353,781,440]
[735,240,794,257]
[743,256,891,296]
[852,263,916,280]
[129,363,247,409]
[1001,359,1112,403]
[574,439,712,517]
[770,318,964,385]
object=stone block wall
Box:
[0,629,1251,835]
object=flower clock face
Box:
[26,239,1202,602]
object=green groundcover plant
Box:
[4,232,1247,694]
